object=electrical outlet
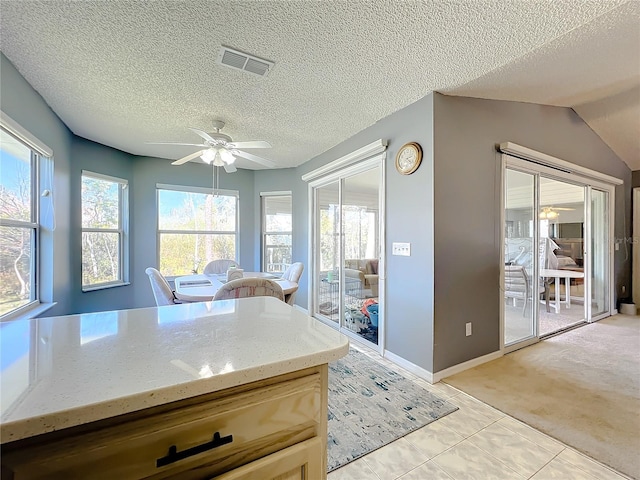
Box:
[622,286,626,294]
[465,322,472,336]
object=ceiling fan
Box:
[148,120,276,173]
[539,206,574,219]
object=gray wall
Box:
[297,96,436,373]
[432,93,632,372]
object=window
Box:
[157,185,238,277]
[261,193,292,274]
[81,171,129,290]
[0,128,39,317]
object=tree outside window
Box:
[157,187,238,277]
[81,172,128,289]
[262,194,292,274]
[0,128,37,317]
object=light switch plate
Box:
[392,242,411,256]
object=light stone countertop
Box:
[0,296,349,443]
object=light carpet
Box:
[444,315,640,479]
[327,348,458,472]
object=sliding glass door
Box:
[589,188,610,319]
[539,177,586,336]
[315,182,340,326]
[503,168,537,346]
[503,155,614,351]
[311,163,383,349]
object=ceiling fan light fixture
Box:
[212,149,225,167]
[220,148,235,164]
[201,148,216,164]
[539,209,559,219]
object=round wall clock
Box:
[395,142,422,175]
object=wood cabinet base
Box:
[2,365,329,480]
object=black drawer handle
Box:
[156,432,233,467]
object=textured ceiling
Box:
[0,1,638,170]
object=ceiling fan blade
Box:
[171,150,204,165]
[188,127,216,143]
[223,163,237,173]
[228,140,272,149]
[234,150,277,168]
[147,142,208,147]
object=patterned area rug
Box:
[327,348,458,472]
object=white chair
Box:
[504,265,550,315]
[213,278,284,302]
[504,265,530,316]
[203,259,239,274]
[145,267,181,306]
[281,262,304,305]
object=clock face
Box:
[395,143,422,174]
[398,148,417,169]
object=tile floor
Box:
[328,346,631,480]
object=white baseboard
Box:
[384,350,435,383]
[293,304,309,314]
[383,349,503,384]
[432,350,503,383]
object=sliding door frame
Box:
[500,162,541,352]
[307,155,386,353]
[501,152,617,352]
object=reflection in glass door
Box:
[314,182,340,326]
[590,189,610,318]
[539,177,586,336]
[504,155,614,350]
[343,169,380,345]
[504,168,537,347]
[312,165,382,348]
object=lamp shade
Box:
[201,148,216,163]
[219,148,235,164]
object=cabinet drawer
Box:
[212,437,323,480]
[3,372,321,479]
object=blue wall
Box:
[131,157,257,308]
[1,53,74,316]
[69,137,135,313]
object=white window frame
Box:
[261,191,293,274]
[0,112,54,321]
[81,170,129,291]
[156,184,239,278]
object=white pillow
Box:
[556,255,578,268]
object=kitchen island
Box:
[1,296,349,479]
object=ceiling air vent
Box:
[216,46,274,77]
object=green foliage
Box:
[158,190,237,276]
[81,176,122,286]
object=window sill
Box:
[82,281,131,292]
[0,302,57,323]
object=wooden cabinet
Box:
[213,438,322,480]
[2,366,328,480]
